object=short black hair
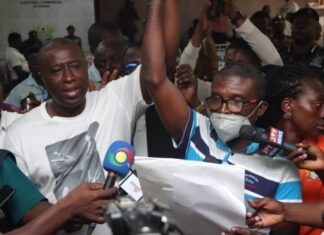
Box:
[251,10,270,22]
[67,25,75,31]
[8,32,21,46]
[214,63,266,99]
[257,64,321,128]
[291,7,319,22]
[88,21,122,51]
[24,44,42,58]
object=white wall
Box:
[0,0,95,61]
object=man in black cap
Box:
[279,8,324,76]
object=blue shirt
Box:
[176,110,302,202]
[88,63,101,90]
[5,74,48,108]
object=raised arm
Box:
[142,0,190,142]
[163,0,180,74]
[223,0,283,66]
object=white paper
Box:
[135,157,247,235]
[119,172,143,201]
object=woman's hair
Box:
[257,64,321,128]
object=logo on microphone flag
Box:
[103,141,135,176]
[268,127,284,145]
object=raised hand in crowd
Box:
[176,64,207,115]
[176,64,198,104]
[288,140,324,171]
[190,1,214,47]
[287,140,324,184]
[100,69,120,89]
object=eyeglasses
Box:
[205,95,258,113]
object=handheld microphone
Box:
[239,125,316,160]
[102,140,135,189]
[88,141,135,235]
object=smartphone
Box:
[0,185,15,208]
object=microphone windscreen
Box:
[239,125,256,141]
[103,141,135,176]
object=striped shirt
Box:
[177,110,302,203]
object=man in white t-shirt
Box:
[5,33,29,83]
[3,38,150,235]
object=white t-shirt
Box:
[5,47,29,80]
[3,66,147,235]
[0,111,22,148]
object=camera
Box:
[207,0,224,20]
[105,197,183,235]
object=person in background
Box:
[250,10,272,38]
[64,25,82,48]
[281,0,299,18]
[118,0,143,44]
[21,30,42,55]
[271,15,290,52]
[5,46,47,110]
[87,21,124,89]
[123,45,142,76]
[5,33,29,91]
[93,39,128,88]
[280,8,324,77]
[261,5,271,17]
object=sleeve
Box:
[172,109,195,151]
[179,41,201,70]
[2,157,46,226]
[103,65,149,124]
[4,88,21,108]
[7,51,23,68]
[3,125,30,180]
[274,159,302,203]
[235,19,284,66]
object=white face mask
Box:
[209,101,263,143]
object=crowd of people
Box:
[0,0,323,234]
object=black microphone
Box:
[88,141,135,235]
[239,125,316,160]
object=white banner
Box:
[0,0,95,59]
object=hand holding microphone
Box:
[87,141,135,235]
[239,125,316,160]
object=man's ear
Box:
[256,101,269,118]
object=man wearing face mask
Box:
[141,6,302,231]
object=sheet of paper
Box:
[135,157,247,234]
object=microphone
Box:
[102,141,135,189]
[239,125,316,160]
[88,141,135,235]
